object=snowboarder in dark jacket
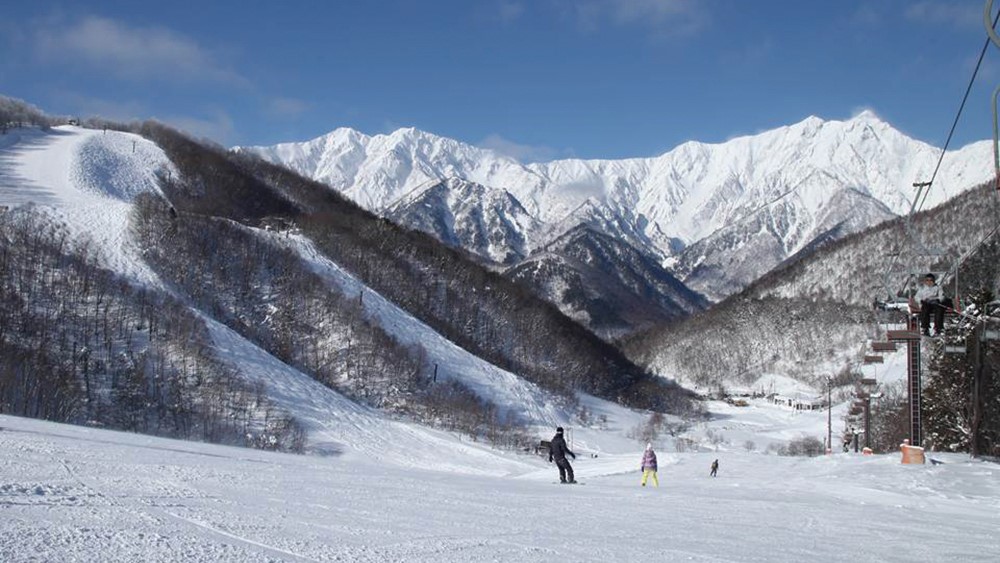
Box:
[548,427,577,483]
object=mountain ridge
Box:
[241,111,993,330]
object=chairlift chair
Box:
[887,329,921,341]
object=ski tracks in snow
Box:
[0,125,174,288]
[204,315,535,476]
[278,232,564,427]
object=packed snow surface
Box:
[3,126,997,561]
[2,413,998,562]
[0,125,173,285]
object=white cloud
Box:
[498,1,525,23]
[380,119,404,135]
[266,97,310,119]
[558,0,708,37]
[56,92,236,144]
[850,5,883,27]
[848,106,881,120]
[904,2,980,29]
[157,111,236,145]
[50,93,147,122]
[34,16,247,86]
[478,134,562,163]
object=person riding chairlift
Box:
[914,273,950,337]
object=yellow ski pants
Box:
[641,469,658,487]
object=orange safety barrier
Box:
[900,440,925,464]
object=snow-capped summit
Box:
[241,115,993,300]
[246,127,518,212]
[385,177,539,265]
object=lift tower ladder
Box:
[887,318,923,445]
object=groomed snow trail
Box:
[281,233,564,427]
[0,125,173,286]
[2,415,998,562]
[205,316,537,476]
[0,126,572,466]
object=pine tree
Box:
[923,288,997,454]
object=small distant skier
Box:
[710,459,719,477]
[914,273,949,337]
[548,427,577,484]
[640,443,658,487]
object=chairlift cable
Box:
[916,5,1000,212]
[878,5,1000,307]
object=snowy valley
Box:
[4,409,1000,562]
[1,98,999,562]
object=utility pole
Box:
[864,392,883,450]
[970,323,982,457]
[827,376,832,454]
[969,323,997,457]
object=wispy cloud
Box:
[556,0,708,37]
[478,134,562,163]
[498,1,525,23]
[34,15,247,86]
[719,36,774,68]
[850,5,883,27]
[266,97,310,119]
[51,92,148,122]
[157,111,236,145]
[849,106,881,120]
[50,91,236,144]
[904,1,980,29]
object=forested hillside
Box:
[626,181,1000,455]
[0,210,306,451]
[217,140,696,415]
[505,225,708,341]
[626,296,873,390]
[0,107,700,456]
[745,182,1000,306]
[629,182,1000,382]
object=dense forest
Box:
[627,181,1000,456]
[1,101,700,454]
[0,209,306,451]
[139,119,701,426]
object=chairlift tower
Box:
[856,392,871,449]
[887,319,923,446]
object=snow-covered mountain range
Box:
[241,112,994,302]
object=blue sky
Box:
[2,1,999,161]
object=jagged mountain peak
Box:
[508,220,708,340]
[541,222,609,252]
[245,114,994,307]
[385,176,538,265]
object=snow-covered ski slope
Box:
[0,126,575,463]
[2,413,998,562]
[3,127,997,561]
[0,125,172,285]
[281,233,563,426]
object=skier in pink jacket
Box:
[640,443,658,487]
